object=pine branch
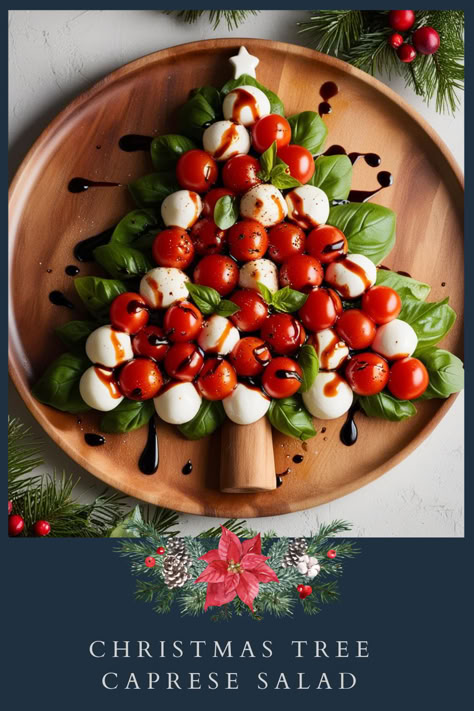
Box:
[298,10,363,56]
[8,417,43,498]
[164,10,259,31]
[198,519,256,538]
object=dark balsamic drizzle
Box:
[138,417,159,475]
[49,290,74,309]
[65,265,80,276]
[318,81,338,116]
[292,454,304,464]
[340,402,360,446]
[73,226,115,262]
[84,433,105,446]
[275,369,303,382]
[347,171,393,203]
[68,178,121,193]
[182,459,193,475]
[119,134,153,152]
[276,467,291,488]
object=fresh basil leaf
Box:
[128,172,180,208]
[328,202,396,265]
[110,209,159,245]
[268,396,316,441]
[178,92,216,140]
[359,392,416,421]
[190,86,222,115]
[258,141,277,180]
[178,399,226,440]
[297,344,319,393]
[272,286,308,313]
[417,347,464,400]
[150,134,197,171]
[186,283,221,315]
[221,74,284,115]
[215,299,240,318]
[31,352,91,414]
[270,162,302,189]
[214,195,239,230]
[310,155,352,200]
[288,111,327,153]
[93,243,152,280]
[54,320,97,352]
[256,282,273,305]
[399,296,456,352]
[74,276,127,322]
[100,399,155,434]
[375,268,431,301]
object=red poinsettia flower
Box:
[194,526,279,611]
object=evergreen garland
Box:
[164,10,259,31]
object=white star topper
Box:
[229,46,259,79]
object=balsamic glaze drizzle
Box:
[49,290,74,309]
[138,417,159,475]
[119,134,153,152]
[182,459,193,475]
[73,226,115,262]
[65,265,80,276]
[84,433,105,446]
[340,402,360,446]
[68,178,121,193]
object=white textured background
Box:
[8,10,464,537]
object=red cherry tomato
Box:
[193,255,239,296]
[267,222,305,264]
[251,114,292,153]
[163,301,203,342]
[279,254,323,292]
[362,286,402,325]
[118,358,163,400]
[388,357,429,400]
[335,309,376,350]
[306,225,348,264]
[260,313,305,355]
[229,289,268,332]
[132,325,169,362]
[222,154,262,194]
[197,358,237,400]
[227,219,268,262]
[262,357,303,398]
[202,188,235,221]
[110,292,149,335]
[229,336,271,376]
[277,145,315,184]
[176,149,218,193]
[164,343,204,382]
[190,218,226,255]
[298,287,343,331]
[345,352,389,396]
[152,227,195,269]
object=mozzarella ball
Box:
[79,366,124,412]
[311,329,349,370]
[372,319,418,360]
[202,120,250,161]
[239,258,279,294]
[223,383,270,425]
[140,267,190,309]
[161,190,202,229]
[154,382,202,425]
[222,85,271,127]
[240,184,287,227]
[85,325,133,368]
[197,314,240,355]
[286,185,329,230]
[302,372,353,420]
[325,254,377,299]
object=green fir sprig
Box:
[164,10,259,31]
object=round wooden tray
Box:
[9,39,464,517]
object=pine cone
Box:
[162,538,192,589]
[282,537,308,568]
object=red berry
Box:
[299,584,312,599]
[8,514,24,537]
[156,546,165,555]
[33,520,51,537]
[327,549,337,559]
[413,26,440,55]
[388,10,415,32]
[8,500,12,515]
[145,556,156,568]
[397,43,417,63]
[388,33,404,49]
[296,584,304,593]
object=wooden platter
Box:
[9,39,464,517]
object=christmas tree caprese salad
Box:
[32,46,464,454]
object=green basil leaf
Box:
[74,276,127,322]
[268,396,316,441]
[128,172,180,208]
[110,209,159,245]
[54,320,97,352]
[186,283,221,315]
[215,299,240,317]
[256,281,273,305]
[310,155,352,200]
[417,347,464,400]
[31,352,91,414]
[270,162,302,189]
[258,140,277,179]
[328,202,396,265]
[297,344,319,393]
[359,392,417,421]
[288,111,328,153]
[375,268,431,301]
[93,243,152,280]
[272,286,308,313]
[214,195,239,230]
[178,399,226,440]
[221,74,284,115]
[190,86,222,115]
[150,134,197,171]
[178,92,216,140]
[399,296,456,352]
[100,399,155,434]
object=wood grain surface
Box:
[8,39,464,517]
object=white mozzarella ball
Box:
[198,314,240,355]
[312,329,349,370]
[324,254,377,299]
[223,383,270,425]
[140,267,190,309]
[85,325,133,368]
[285,185,329,230]
[372,319,418,360]
[154,382,202,425]
[161,190,202,229]
[79,366,124,412]
[222,85,271,126]
[202,120,250,161]
[302,372,353,420]
[239,258,279,294]
[240,184,287,227]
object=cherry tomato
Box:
[152,227,195,269]
[228,219,268,262]
[176,149,218,193]
[279,254,323,291]
[362,285,402,325]
[260,313,305,355]
[118,358,163,400]
[277,144,315,184]
[197,358,237,400]
[298,287,343,331]
[388,357,429,400]
[164,343,204,382]
[345,352,389,396]
[190,218,226,255]
[229,336,271,376]
[132,325,169,362]
[335,309,376,350]
[202,188,235,221]
[262,357,303,398]
[267,222,305,264]
[222,154,262,194]
[163,301,203,342]
[110,292,149,335]
[229,289,268,332]
[193,255,239,296]
[306,225,348,264]
[251,114,291,153]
